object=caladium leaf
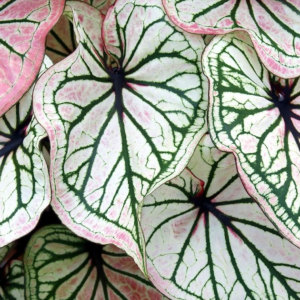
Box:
[141,134,300,300]
[24,225,166,300]
[46,1,116,63]
[0,242,18,271]
[0,243,13,265]
[203,35,214,46]
[203,31,300,248]
[0,0,65,116]
[46,14,77,64]
[163,0,300,78]
[0,57,52,246]
[33,0,207,273]
[0,260,24,299]
[83,0,116,14]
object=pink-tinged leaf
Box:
[33,0,207,274]
[0,260,24,299]
[203,31,300,248]
[163,0,300,78]
[0,57,52,247]
[24,225,166,299]
[141,134,300,299]
[0,0,65,116]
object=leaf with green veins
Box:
[82,0,116,14]
[46,13,77,64]
[0,242,15,265]
[0,260,24,300]
[0,57,52,246]
[24,225,167,300]
[33,0,207,274]
[0,0,65,116]
[46,1,116,63]
[141,134,300,300]
[163,0,300,78]
[202,31,300,248]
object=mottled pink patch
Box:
[0,0,65,116]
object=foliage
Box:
[1,0,300,299]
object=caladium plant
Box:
[1,0,300,299]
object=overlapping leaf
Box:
[0,241,24,299]
[141,134,300,299]
[163,0,300,78]
[46,0,116,63]
[0,242,14,264]
[0,0,64,116]
[0,260,24,299]
[33,0,207,273]
[202,31,300,248]
[83,0,116,14]
[24,225,166,300]
[0,57,52,246]
[46,14,77,64]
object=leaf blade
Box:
[141,134,300,299]
[163,0,300,78]
[0,0,65,115]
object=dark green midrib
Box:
[269,77,300,149]
[205,212,221,300]
[0,109,32,158]
[0,137,24,158]
[87,243,110,299]
[109,67,144,265]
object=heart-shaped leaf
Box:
[0,0,65,116]
[33,0,207,273]
[163,0,300,78]
[0,260,24,299]
[141,134,300,299]
[0,57,52,246]
[24,225,166,299]
[202,31,300,248]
